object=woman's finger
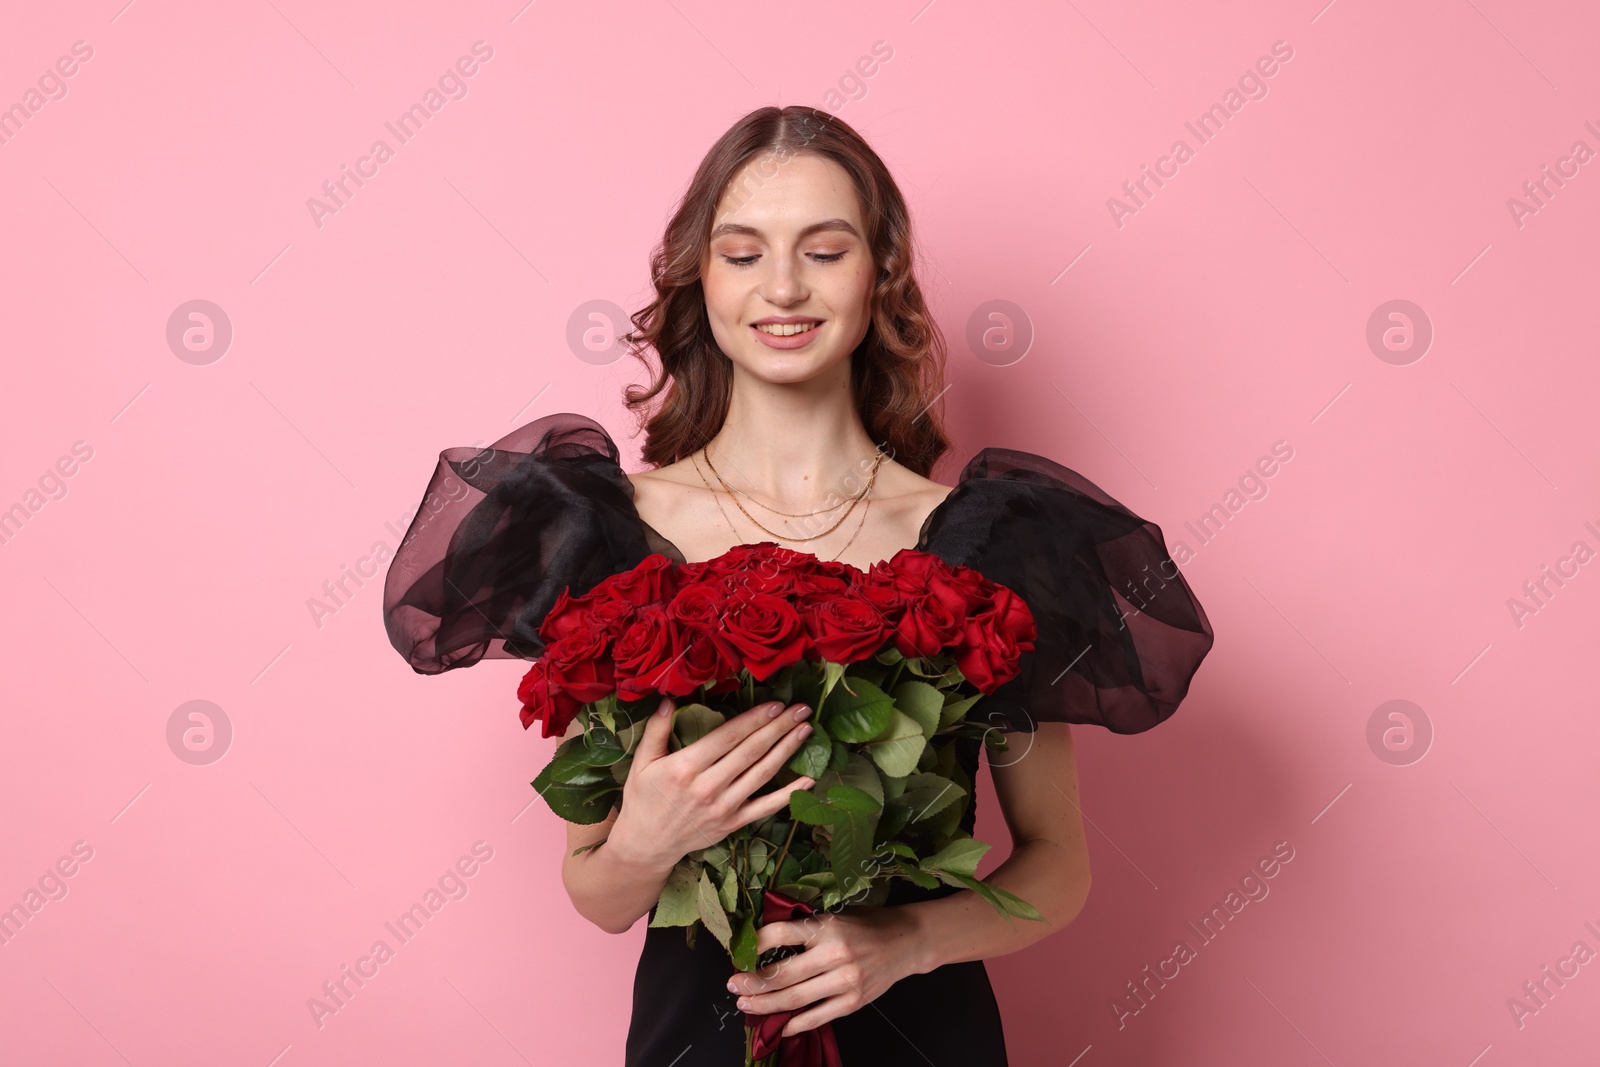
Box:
[737,774,814,827]
[694,702,807,794]
[630,697,675,769]
[727,715,814,800]
[672,701,788,775]
[739,971,851,1020]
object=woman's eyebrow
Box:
[708,218,860,240]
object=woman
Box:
[383,105,1214,1064]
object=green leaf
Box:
[939,692,982,730]
[789,787,836,825]
[921,837,990,877]
[864,710,927,778]
[818,659,848,708]
[720,863,739,912]
[840,751,885,807]
[895,862,940,889]
[543,734,624,779]
[696,868,733,952]
[828,739,850,771]
[531,755,620,824]
[649,859,700,928]
[788,718,833,779]
[731,911,759,972]
[892,680,944,738]
[988,883,1047,922]
[773,852,804,892]
[700,844,732,874]
[876,798,911,843]
[672,704,725,748]
[747,839,770,876]
[824,678,896,743]
[898,773,966,823]
[830,810,876,898]
[939,871,1047,923]
[825,784,882,814]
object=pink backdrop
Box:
[3,0,1596,1063]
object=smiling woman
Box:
[382,103,1214,1066]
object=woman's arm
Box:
[562,800,680,936]
[901,721,1092,972]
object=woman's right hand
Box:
[607,696,817,870]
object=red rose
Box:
[655,625,737,696]
[594,553,679,610]
[517,659,582,738]
[666,581,725,629]
[952,587,1037,691]
[800,594,893,663]
[611,604,677,700]
[717,591,809,681]
[544,624,616,704]
[892,589,965,660]
[988,584,1038,650]
[856,567,911,620]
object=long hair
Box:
[622,106,951,476]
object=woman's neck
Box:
[705,376,884,508]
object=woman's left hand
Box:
[727,904,928,1038]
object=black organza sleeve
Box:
[923,448,1215,735]
[383,412,666,674]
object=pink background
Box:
[3,0,1596,1063]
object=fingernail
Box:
[792,704,812,720]
[796,723,812,739]
[737,997,752,1010]
[766,702,784,717]
[726,979,738,992]
[656,700,670,718]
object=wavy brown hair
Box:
[621,105,951,477]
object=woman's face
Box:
[701,151,875,387]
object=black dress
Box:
[382,412,1215,1065]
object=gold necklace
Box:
[702,443,884,543]
[715,460,868,518]
[691,450,875,562]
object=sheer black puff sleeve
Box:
[924,448,1215,735]
[383,412,668,674]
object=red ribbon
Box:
[742,889,843,1067]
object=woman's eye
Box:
[720,251,848,267]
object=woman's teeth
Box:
[754,322,819,336]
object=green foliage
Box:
[529,650,1047,976]
[864,710,927,777]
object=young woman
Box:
[384,105,1214,1064]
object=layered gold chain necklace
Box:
[693,442,886,561]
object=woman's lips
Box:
[751,321,823,350]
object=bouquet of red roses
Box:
[517,542,1045,1066]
